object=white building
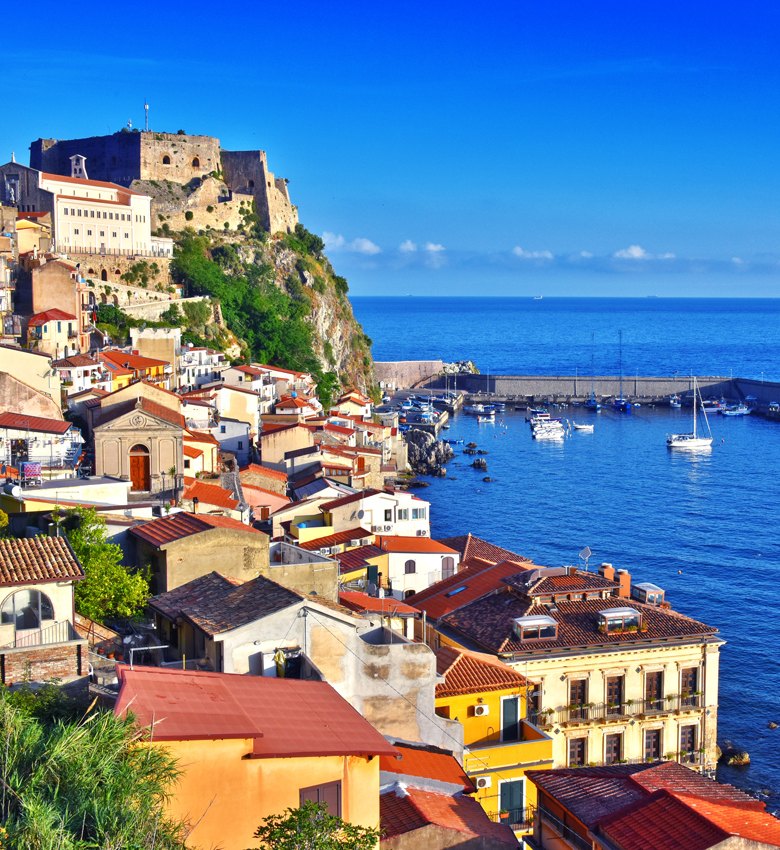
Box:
[0,412,84,476]
[319,488,431,537]
[178,346,229,391]
[210,417,251,467]
[52,354,111,396]
[374,535,461,599]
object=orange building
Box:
[114,666,398,850]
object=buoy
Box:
[677,570,683,575]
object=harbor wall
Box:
[425,374,735,399]
[374,360,444,390]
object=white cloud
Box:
[732,256,745,265]
[425,242,446,253]
[322,232,381,255]
[579,250,594,258]
[399,240,417,253]
[512,245,554,260]
[613,244,675,260]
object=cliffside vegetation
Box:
[170,221,375,408]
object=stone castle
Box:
[30,130,298,235]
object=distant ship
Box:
[533,295,544,301]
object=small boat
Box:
[613,331,632,413]
[667,377,713,450]
[669,394,681,408]
[719,404,750,417]
[584,394,601,412]
[477,414,495,423]
[533,428,565,441]
[464,404,487,415]
[572,422,594,432]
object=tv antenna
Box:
[578,546,592,571]
[144,100,149,132]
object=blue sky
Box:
[5,0,780,295]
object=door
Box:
[499,779,524,826]
[606,675,624,715]
[501,696,520,741]
[645,671,663,711]
[129,445,151,491]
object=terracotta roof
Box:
[185,428,220,445]
[380,744,473,792]
[0,412,71,434]
[505,566,618,596]
[335,544,385,574]
[258,422,299,436]
[380,785,517,845]
[443,596,718,655]
[0,536,83,586]
[439,533,529,565]
[182,445,203,459]
[339,591,417,615]
[405,558,528,621]
[319,488,382,511]
[100,350,169,370]
[240,463,288,483]
[253,363,310,378]
[93,397,185,429]
[297,527,373,551]
[42,171,141,194]
[435,646,527,697]
[377,536,458,555]
[28,308,78,326]
[115,666,398,758]
[323,422,356,435]
[232,364,266,377]
[52,354,99,368]
[529,762,780,848]
[182,480,239,511]
[275,395,313,409]
[129,512,262,547]
[149,571,300,634]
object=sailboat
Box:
[667,377,713,450]
[584,333,601,411]
[612,330,631,413]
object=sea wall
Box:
[374,360,444,390]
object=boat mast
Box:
[692,377,697,438]
[618,330,624,400]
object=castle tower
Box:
[69,154,88,180]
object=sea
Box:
[351,296,780,810]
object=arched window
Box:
[192,157,200,168]
[100,269,108,281]
[404,559,416,575]
[248,179,255,189]
[1,589,54,630]
[162,155,171,165]
[404,589,416,599]
[442,556,455,579]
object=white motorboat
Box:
[572,422,594,432]
[667,377,713,450]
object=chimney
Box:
[599,562,615,582]
[617,568,631,598]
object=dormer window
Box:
[513,615,557,641]
[598,607,643,634]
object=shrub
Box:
[185,210,194,221]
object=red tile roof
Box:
[94,397,185,429]
[182,480,239,511]
[129,512,261,547]
[296,527,373,551]
[240,463,288,483]
[380,786,517,845]
[443,596,718,656]
[377,536,458,555]
[319,488,382,511]
[100,350,169,370]
[435,646,527,697]
[339,591,418,615]
[380,744,473,792]
[0,412,71,434]
[438,533,530,565]
[28,308,78,326]
[42,171,141,194]
[185,428,221,445]
[182,445,203,458]
[405,558,528,621]
[115,667,398,758]
[0,536,84,586]
[335,544,385,574]
[52,354,100,368]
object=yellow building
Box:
[115,666,398,850]
[434,645,553,839]
[434,563,723,774]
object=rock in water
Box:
[718,740,750,766]
[405,429,454,475]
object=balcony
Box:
[539,803,591,850]
[2,620,81,649]
[464,720,552,777]
[479,799,536,833]
[531,693,703,729]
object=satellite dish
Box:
[357,509,365,519]
[578,546,592,570]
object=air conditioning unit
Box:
[416,529,427,536]
[474,704,490,717]
[383,525,392,532]
[475,776,492,790]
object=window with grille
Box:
[568,737,587,766]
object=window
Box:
[103,212,107,219]
[237,440,244,450]
[87,230,92,236]
[681,667,699,706]
[1,589,54,630]
[100,231,104,237]
[384,508,392,522]
[74,229,79,235]
[442,556,455,579]
[499,779,524,825]
[112,232,117,238]
[645,671,663,711]
[605,732,623,764]
[192,157,200,167]
[404,559,416,574]
[397,508,409,520]
[90,210,95,217]
[162,155,171,165]
[680,725,698,762]
[501,695,520,741]
[57,322,62,333]
[64,208,69,215]
[77,209,82,216]
[569,679,588,719]
[644,728,662,761]
[568,737,587,767]
[606,675,624,714]
[513,615,557,641]
[299,781,340,817]
[411,507,426,519]
[124,233,129,239]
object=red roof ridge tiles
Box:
[28,308,78,325]
[182,480,239,511]
[239,463,288,482]
[376,536,458,555]
[0,412,71,434]
[42,170,143,194]
[438,533,530,565]
[339,591,418,615]
[379,743,474,793]
[296,527,373,551]
[129,512,261,547]
[434,645,527,697]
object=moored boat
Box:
[572,422,594,432]
[667,377,713,450]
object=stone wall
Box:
[0,372,62,419]
[139,132,220,183]
[1,643,83,685]
[135,176,251,233]
[374,360,444,390]
[123,295,215,322]
[78,254,173,291]
[221,150,298,234]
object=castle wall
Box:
[31,133,142,186]
[221,150,298,234]
[139,132,220,183]
[137,176,250,233]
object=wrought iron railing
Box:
[4,620,80,648]
[531,693,703,728]
[539,803,591,850]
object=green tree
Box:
[65,507,149,622]
[0,688,186,848]
[248,801,381,850]
[182,299,212,331]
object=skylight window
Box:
[598,607,643,634]
[513,615,557,641]
[445,585,467,598]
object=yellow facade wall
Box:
[153,738,381,850]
